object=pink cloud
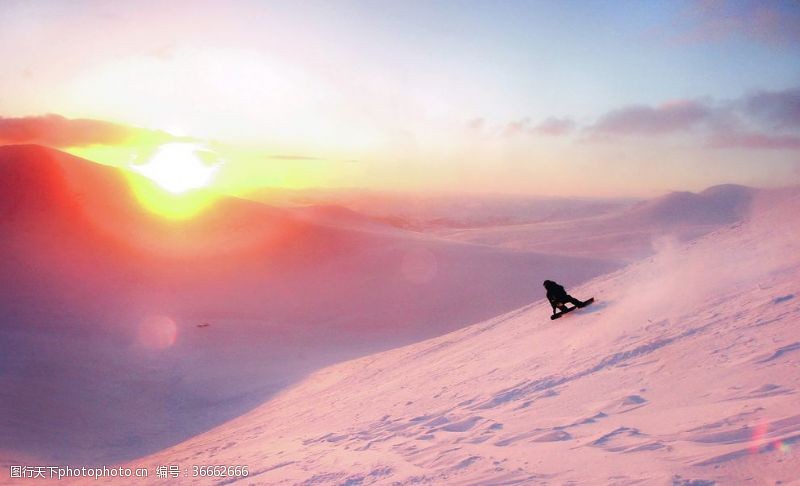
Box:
[742,87,800,129]
[503,117,532,137]
[465,117,485,132]
[534,117,576,136]
[708,131,800,150]
[675,0,800,46]
[0,114,177,148]
[584,87,800,151]
[589,100,712,136]
[499,117,576,137]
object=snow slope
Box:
[122,187,800,484]
[249,187,637,231]
[439,185,755,263]
[0,145,615,465]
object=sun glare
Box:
[132,143,221,194]
[125,143,223,219]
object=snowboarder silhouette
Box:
[543,280,592,319]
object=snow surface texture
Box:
[106,191,800,484]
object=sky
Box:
[0,0,799,197]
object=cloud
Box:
[497,116,575,137]
[589,100,712,136]
[267,154,360,164]
[0,114,178,148]
[676,0,800,46]
[708,131,800,150]
[534,117,576,136]
[584,87,800,151]
[741,87,800,129]
[503,117,532,137]
[465,117,485,132]
[269,154,324,161]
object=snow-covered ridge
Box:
[438,184,759,263]
[127,188,800,484]
[0,145,615,465]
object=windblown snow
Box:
[119,190,800,484]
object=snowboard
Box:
[550,298,594,320]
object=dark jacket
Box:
[543,280,568,305]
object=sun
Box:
[125,143,223,219]
[131,143,221,194]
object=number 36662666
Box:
[192,465,249,477]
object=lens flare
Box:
[749,422,769,454]
[137,315,178,350]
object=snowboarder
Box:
[543,280,590,317]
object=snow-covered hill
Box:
[124,188,800,484]
[0,145,615,465]
[438,185,755,263]
[249,188,637,231]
